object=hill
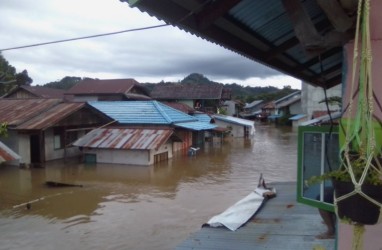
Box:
[42,73,298,103]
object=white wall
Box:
[83,142,173,165]
[214,120,247,137]
[301,82,342,119]
[44,128,82,161]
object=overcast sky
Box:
[0,0,301,89]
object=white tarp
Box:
[206,187,276,231]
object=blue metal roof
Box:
[175,121,217,131]
[193,113,212,123]
[88,101,197,125]
[268,114,282,119]
[289,114,307,121]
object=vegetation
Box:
[44,76,85,90]
[0,53,33,96]
[0,122,7,137]
[1,52,298,103]
[141,73,298,103]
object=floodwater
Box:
[0,124,298,250]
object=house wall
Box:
[173,130,192,152]
[222,101,237,116]
[213,120,247,137]
[301,82,342,119]
[289,101,303,115]
[44,128,82,161]
[83,141,173,165]
[18,134,30,166]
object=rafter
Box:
[195,0,240,29]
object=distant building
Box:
[212,115,255,138]
[150,84,231,113]
[65,78,151,102]
[2,85,66,99]
[240,100,264,119]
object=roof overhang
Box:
[127,0,357,88]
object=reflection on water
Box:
[0,124,297,250]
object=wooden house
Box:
[150,84,231,113]
[0,99,112,167]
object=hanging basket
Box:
[333,179,382,225]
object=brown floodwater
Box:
[0,124,298,250]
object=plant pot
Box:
[333,180,382,225]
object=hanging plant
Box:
[333,0,382,249]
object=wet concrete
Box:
[0,124,298,250]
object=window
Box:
[53,128,78,150]
[297,126,340,212]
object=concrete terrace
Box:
[176,182,335,250]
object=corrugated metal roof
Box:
[3,86,66,99]
[0,141,20,163]
[289,114,307,121]
[276,96,301,108]
[0,99,61,126]
[66,78,141,94]
[128,0,349,88]
[213,115,254,127]
[73,128,174,150]
[193,113,212,123]
[244,100,263,109]
[150,84,224,100]
[175,121,217,131]
[161,101,195,114]
[88,101,197,125]
[15,102,86,130]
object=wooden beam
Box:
[196,0,241,29]
[265,37,299,61]
[281,0,322,49]
[317,0,354,32]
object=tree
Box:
[15,69,33,86]
[44,76,83,90]
[0,53,33,95]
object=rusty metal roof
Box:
[73,128,174,150]
[0,141,20,163]
[161,101,195,114]
[15,102,86,130]
[150,84,224,100]
[66,78,149,96]
[0,99,61,126]
[3,85,66,99]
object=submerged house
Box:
[212,115,255,138]
[268,91,302,121]
[150,84,231,113]
[240,100,264,119]
[75,101,218,165]
[0,99,112,167]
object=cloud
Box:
[0,0,300,89]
